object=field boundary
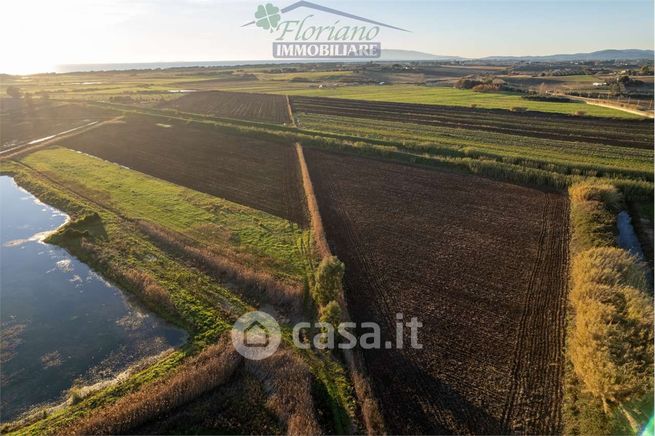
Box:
[563,182,653,434]
[568,96,655,119]
[296,143,330,258]
[76,102,653,202]
[295,142,385,435]
[286,95,296,127]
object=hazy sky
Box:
[1,0,653,74]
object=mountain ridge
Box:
[380,48,654,62]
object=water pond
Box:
[0,175,186,421]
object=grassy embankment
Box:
[563,181,653,435]
[84,102,654,202]
[0,151,356,435]
[282,85,641,118]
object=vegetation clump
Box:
[569,181,623,252]
[565,181,653,434]
[311,256,345,307]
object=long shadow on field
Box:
[360,336,503,434]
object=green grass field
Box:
[21,147,308,282]
[283,85,640,118]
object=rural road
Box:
[575,97,654,118]
[0,116,124,160]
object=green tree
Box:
[312,256,344,306]
[319,300,342,328]
[6,85,21,98]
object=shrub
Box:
[312,256,345,306]
[522,95,574,103]
[319,300,342,327]
[570,181,623,210]
[6,85,21,98]
[569,182,624,253]
[453,78,483,89]
[510,106,528,112]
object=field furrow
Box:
[304,148,570,434]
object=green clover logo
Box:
[255,3,281,32]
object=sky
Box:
[1,0,653,74]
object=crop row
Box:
[291,95,654,149]
[296,113,653,181]
[157,90,292,125]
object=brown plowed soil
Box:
[157,90,292,124]
[60,115,306,225]
[304,148,569,434]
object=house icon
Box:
[232,310,281,360]
[244,320,270,347]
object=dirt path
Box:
[0,116,124,160]
[573,97,654,118]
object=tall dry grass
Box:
[137,221,302,311]
[569,181,623,253]
[64,340,242,435]
[295,143,331,259]
[245,348,322,436]
[569,248,653,418]
[566,181,653,430]
[77,239,179,318]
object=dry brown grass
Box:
[569,181,623,210]
[245,348,321,436]
[77,239,179,317]
[64,340,242,435]
[566,181,653,427]
[137,221,303,312]
[295,143,331,259]
[121,268,178,314]
[350,362,385,435]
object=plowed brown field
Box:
[157,91,291,124]
[304,148,569,434]
[60,115,306,224]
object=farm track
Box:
[1,99,117,150]
[157,90,292,124]
[291,95,654,149]
[304,148,570,434]
[58,115,307,225]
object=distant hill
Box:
[479,49,654,62]
[380,48,653,62]
[379,49,464,61]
